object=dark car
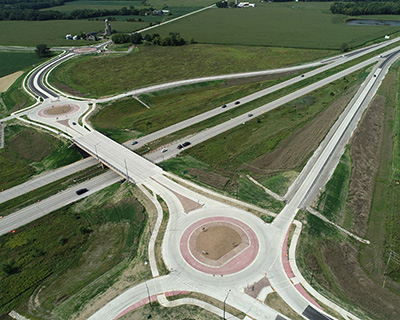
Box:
[222,104,227,108]
[177,144,183,150]
[248,113,253,117]
[76,188,88,195]
[235,101,240,105]
[131,140,138,145]
[182,141,191,147]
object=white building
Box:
[237,2,255,8]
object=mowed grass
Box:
[0,124,81,190]
[316,148,352,222]
[0,52,47,78]
[91,76,299,140]
[0,183,148,318]
[50,44,334,97]
[0,20,147,46]
[154,2,400,49]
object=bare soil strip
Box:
[0,71,23,93]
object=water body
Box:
[346,19,400,26]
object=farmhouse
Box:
[237,2,255,8]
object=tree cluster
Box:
[35,43,52,57]
[331,1,400,16]
[0,5,158,21]
[112,32,189,46]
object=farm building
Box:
[237,2,255,7]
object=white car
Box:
[161,148,168,153]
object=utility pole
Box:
[223,289,231,320]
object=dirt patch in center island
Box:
[196,226,242,260]
[44,105,73,115]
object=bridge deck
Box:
[73,132,163,184]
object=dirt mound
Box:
[196,226,242,260]
[187,168,230,189]
[243,88,356,174]
[348,95,386,235]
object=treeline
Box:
[331,1,400,16]
[0,5,157,21]
[112,32,191,46]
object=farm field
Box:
[0,124,82,191]
[0,184,150,319]
[153,2,400,49]
[41,0,213,12]
[49,44,334,97]
[0,52,47,78]
[297,63,400,320]
[0,72,36,116]
[0,20,147,46]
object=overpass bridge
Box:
[73,131,163,184]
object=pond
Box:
[346,19,400,26]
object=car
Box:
[72,122,76,125]
[248,113,253,117]
[131,140,138,145]
[177,144,183,150]
[182,141,191,147]
[161,148,168,153]
[76,188,88,195]
[235,101,240,105]
[301,74,305,78]
[222,104,227,108]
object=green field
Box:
[49,44,334,97]
[0,124,82,190]
[91,76,300,141]
[154,2,400,49]
[1,72,36,116]
[0,183,149,318]
[41,0,213,12]
[0,52,47,78]
[0,20,147,46]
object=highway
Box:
[1,38,400,320]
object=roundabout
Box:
[38,103,80,118]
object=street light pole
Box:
[223,289,231,320]
[145,281,152,307]
[94,142,101,162]
[124,159,130,184]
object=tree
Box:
[35,44,51,57]
[216,0,228,8]
[340,42,350,53]
[130,32,143,44]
